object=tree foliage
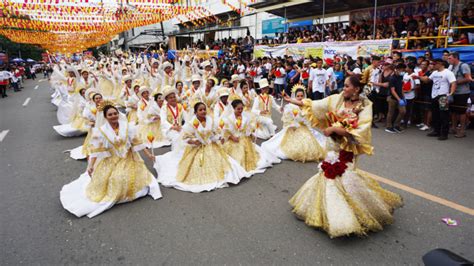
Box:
[0,35,45,61]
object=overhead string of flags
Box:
[0,0,255,53]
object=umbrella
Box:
[12,58,24,63]
[26,58,36,63]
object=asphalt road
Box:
[1,78,473,265]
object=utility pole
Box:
[373,0,377,39]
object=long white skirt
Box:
[51,92,62,107]
[57,99,74,125]
[60,172,162,218]
[255,116,277,140]
[154,145,251,193]
[251,144,281,174]
[69,145,87,160]
[53,124,86,137]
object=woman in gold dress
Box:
[136,87,171,148]
[53,86,91,137]
[60,104,161,218]
[154,101,250,193]
[284,76,403,238]
[262,84,326,163]
[69,92,103,160]
[222,97,281,174]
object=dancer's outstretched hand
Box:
[282,94,292,103]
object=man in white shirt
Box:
[252,60,263,88]
[237,60,246,80]
[324,58,337,95]
[401,63,419,127]
[263,58,272,75]
[273,60,286,99]
[418,59,456,140]
[10,67,20,92]
[308,59,328,100]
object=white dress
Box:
[55,81,76,125]
[251,94,281,139]
[160,102,186,150]
[154,115,250,193]
[53,97,88,137]
[60,120,162,218]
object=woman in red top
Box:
[453,33,469,45]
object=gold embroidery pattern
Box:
[223,136,259,172]
[280,126,325,162]
[86,151,153,203]
[176,143,231,185]
[289,166,403,238]
[70,113,88,131]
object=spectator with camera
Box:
[418,59,457,140]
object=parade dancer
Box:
[60,103,161,218]
[284,76,403,238]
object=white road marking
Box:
[34,85,39,90]
[38,79,46,83]
[22,97,31,107]
[0,130,9,142]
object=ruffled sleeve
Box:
[160,105,172,133]
[181,121,196,142]
[340,98,374,156]
[281,104,295,127]
[301,96,331,128]
[88,128,111,159]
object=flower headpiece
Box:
[291,84,307,99]
[97,100,116,112]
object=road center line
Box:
[34,85,39,90]
[22,97,31,107]
[359,169,474,216]
[0,130,9,142]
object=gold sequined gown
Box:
[222,112,281,174]
[262,103,326,162]
[60,120,162,218]
[289,93,403,238]
[154,115,250,193]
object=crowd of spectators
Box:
[0,63,48,98]
[256,6,473,50]
[206,48,473,140]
